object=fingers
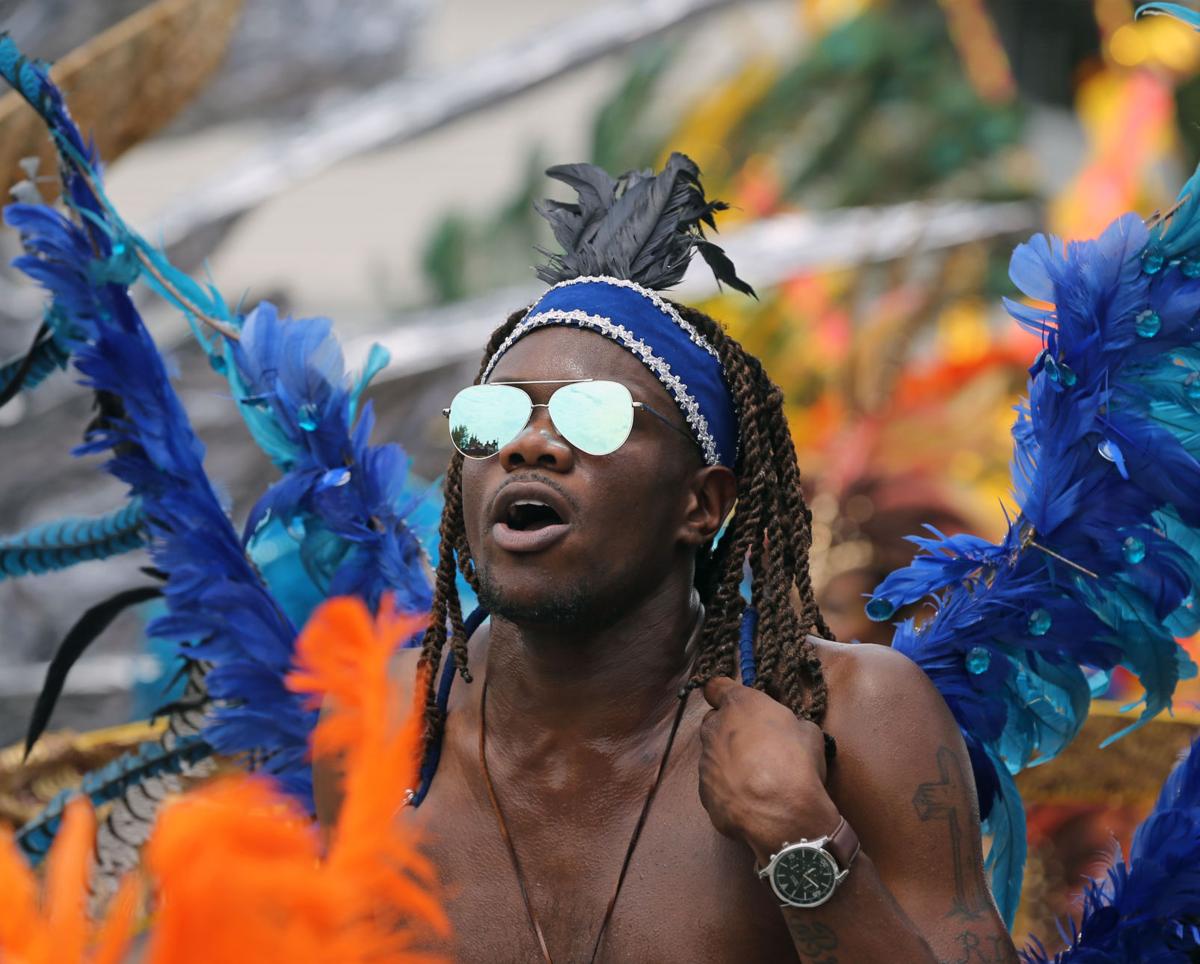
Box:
[702,675,741,709]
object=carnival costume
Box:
[1,6,1200,954]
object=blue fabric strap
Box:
[410,605,489,807]
[738,606,758,686]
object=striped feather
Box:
[0,499,146,579]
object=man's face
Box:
[460,326,704,628]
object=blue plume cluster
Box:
[1022,730,1200,962]
[1,35,431,819]
[869,205,1200,921]
[7,189,310,796]
[230,305,432,630]
[0,499,145,578]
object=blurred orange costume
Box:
[0,597,448,964]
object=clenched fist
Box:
[698,676,842,863]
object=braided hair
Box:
[416,301,835,771]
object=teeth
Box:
[513,500,546,507]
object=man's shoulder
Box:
[807,637,962,773]
[810,637,938,711]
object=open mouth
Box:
[491,487,573,554]
[506,500,564,531]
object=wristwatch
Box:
[757,816,861,909]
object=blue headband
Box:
[481,276,740,467]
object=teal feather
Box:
[1138,3,1200,33]
[225,346,299,470]
[348,342,391,424]
[982,746,1027,923]
[0,499,146,579]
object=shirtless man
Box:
[316,159,1017,963]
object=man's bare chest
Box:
[405,716,798,963]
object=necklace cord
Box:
[479,676,691,964]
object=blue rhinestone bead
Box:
[965,646,991,675]
[1122,536,1146,564]
[1184,259,1200,279]
[1135,310,1161,338]
[1059,363,1077,387]
[1028,608,1052,636]
[319,467,352,489]
[1044,354,1060,382]
[209,353,227,374]
[1142,249,1165,274]
[297,404,320,431]
[865,597,896,622]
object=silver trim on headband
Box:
[551,275,722,362]
[481,309,722,466]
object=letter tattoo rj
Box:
[912,746,988,919]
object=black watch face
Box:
[772,846,839,906]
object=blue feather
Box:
[0,499,145,579]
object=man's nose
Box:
[498,406,574,472]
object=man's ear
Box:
[678,465,737,547]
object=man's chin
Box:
[475,571,592,627]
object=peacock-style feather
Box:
[534,152,756,296]
[1021,729,1200,963]
[0,499,145,579]
[868,199,1200,922]
[16,734,213,867]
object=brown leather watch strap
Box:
[826,816,861,870]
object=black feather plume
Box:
[23,584,162,759]
[0,320,53,408]
[534,152,755,297]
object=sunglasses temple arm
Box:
[637,402,698,446]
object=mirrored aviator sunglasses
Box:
[444,379,686,459]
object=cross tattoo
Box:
[912,746,988,920]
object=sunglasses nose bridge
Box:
[498,401,574,470]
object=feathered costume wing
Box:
[866,95,1200,938]
[0,35,431,891]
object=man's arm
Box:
[699,643,1016,964]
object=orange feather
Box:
[145,595,447,962]
[0,595,446,963]
[0,798,137,964]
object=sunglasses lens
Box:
[447,384,532,458]
[549,380,635,456]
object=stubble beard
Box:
[474,562,596,627]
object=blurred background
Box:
[0,0,1199,949]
